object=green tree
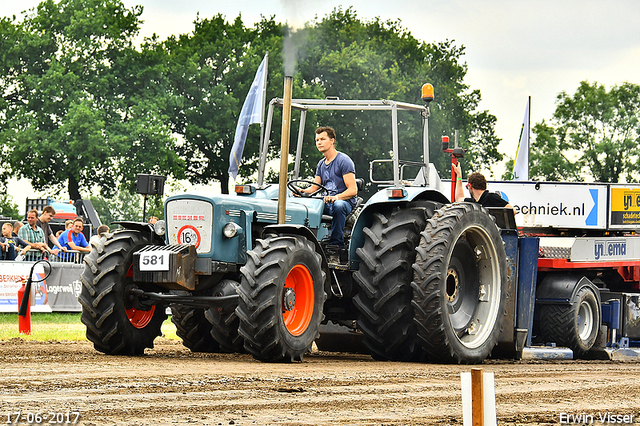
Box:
[160,8,501,194]
[0,0,184,200]
[532,81,640,182]
[290,8,502,188]
[90,188,164,226]
[529,120,581,181]
[90,191,144,225]
[160,15,322,193]
[0,192,20,219]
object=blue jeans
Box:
[324,200,353,248]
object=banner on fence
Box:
[0,262,82,312]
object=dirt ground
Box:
[1,338,639,426]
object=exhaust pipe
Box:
[277,75,293,224]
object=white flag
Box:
[513,98,530,181]
[228,53,268,180]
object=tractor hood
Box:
[164,185,325,263]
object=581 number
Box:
[139,251,170,271]
[141,255,164,266]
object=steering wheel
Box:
[287,179,329,198]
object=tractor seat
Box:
[321,178,364,223]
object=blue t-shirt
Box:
[315,152,357,207]
[0,236,29,249]
[58,229,89,251]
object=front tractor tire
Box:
[236,235,327,362]
[79,230,167,355]
[411,203,508,364]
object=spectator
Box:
[18,209,47,260]
[58,217,92,259]
[65,219,73,230]
[148,216,159,225]
[37,206,66,256]
[453,163,515,213]
[0,223,31,260]
[55,230,63,238]
[89,225,110,247]
[12,221,22,237]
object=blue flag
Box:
[228,54,268,180]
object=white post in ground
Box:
[461,368,496,426]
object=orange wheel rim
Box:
[126,306,156,329]
[125,264,156,329]
[282,264,315,336]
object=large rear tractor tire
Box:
[171,306,221,353]
[411,203,508,364]
[236,235,326,362]
[205,279,245,353]
[79,230,167,355]
[353,202,440,361]
[538,285,600,357]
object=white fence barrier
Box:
[0,261,83,312]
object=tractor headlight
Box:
[154,220,166,236]
[222,222,242,238]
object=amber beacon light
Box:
[421,83,434,103]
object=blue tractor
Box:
[80,87,510,363]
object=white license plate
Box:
[139,251,171,271]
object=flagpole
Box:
[527,95,531,180]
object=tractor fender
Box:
[111,221,165,245]
[262,224,331,294]
[535,274,601,306]
[364,186,450,207]
[348,188,450,264]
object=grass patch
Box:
[0,313,179,342]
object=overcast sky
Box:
[3,0,640,206]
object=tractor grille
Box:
[227,209,291,222]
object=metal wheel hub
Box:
[283,287,296,312]
[577,300,594,340]
[446,269,460,302]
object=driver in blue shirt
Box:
[300,126,357,249]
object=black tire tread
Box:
[353,202,439,361]
[411,203,507,364]
[236,235,326,362]
[205,305,245,353]
[79,229,166,355]
[538,287,599,356]
[171,306,221,353]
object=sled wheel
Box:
[539,285,600,357]
[236,234,326,362]
[411,203,508,364]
